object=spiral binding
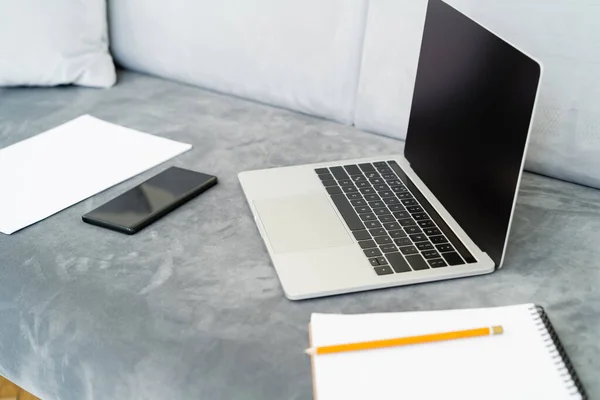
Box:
[529,305,588,399]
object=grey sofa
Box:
[2,1,600,399]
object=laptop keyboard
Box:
[315,161,477,276]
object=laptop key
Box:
[406,205,423,213]
[404,226,421,234]
[393,211,410,219]
[398,218,417,227]
[327,186,343,195]
[358,240,377,249]
[430,235,448,244]
[321,179,338,187]
[347,193,362,200]
[400,246,419,255]
[364,248,382,258]
[353,230,371,241]
[442,252,464,266]
[379,169,393,175]
[358,163,376,172]
[383,222,401,230]
[355,206,371,214]
[428,258,448,268]
[397,192,413,199]
[401,199,417,206]
[383,197,401,205]
[315,168,329,174]
[360,213,377,221]
[379,190,394,198]
[418,219,435,228]
[409,234,428,242]
[406,254,430,270]
[339,179,354,187]
[369,228,387,237]
[392,186,408,193]
[365,172,379,179]
[330,166,349,180]
[374,184,389,191]
[344,165,362,175]
[343,186,358,193]
[388,204,405,212]
[369,200,386,208]
[422,250,440,259]
[364,221,382,229]
[412,212,429,221]
[330,194,364,231]
[376,256,388,265]
[369,258,380,266]
[370,178,384,185]
[364,194,380,202]
[356,181,371,188]
[351,175,366,182]
[318,173,334,181]
[424,227,442,236]
[360,187,375,195]
[374,236,392,245]
[374,207,391,216]
[416,242,434,251]
[374,266,394,276]
[350,199,367,207]
[394,237,411,247]
[373,161,388,168]
[380,244,397,253]
[389,230,407,239]
[378,215,395,223]
[436,243,453,253]
[386,252,412,273]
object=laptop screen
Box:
[404,0,541,267]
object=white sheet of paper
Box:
[0,115,192,234]
[311,304,577,400]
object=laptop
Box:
[239,0,542,300]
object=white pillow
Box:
[0,0,116,88]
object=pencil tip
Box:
[305,348,315,355]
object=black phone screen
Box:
[83,167,217,233]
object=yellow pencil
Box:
[305,325,504,356]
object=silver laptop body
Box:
[239,0,542,300]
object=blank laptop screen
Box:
[404,0,541,266]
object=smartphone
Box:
[82,167,217,234]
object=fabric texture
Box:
[354,0,600,189]
[0,0,116,88]
[108,0,368,124]
[0,71,599,400]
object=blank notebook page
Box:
[311,304,580,400]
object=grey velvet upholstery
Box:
[0,71,598,399]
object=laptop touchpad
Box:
[254,195,353,254]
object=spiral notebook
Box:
[309,304,587,400]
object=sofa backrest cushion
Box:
[355,0,600,188]
[108,0,368,124]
